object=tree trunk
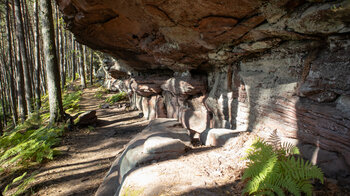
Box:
[5,0,18,125]
[12,0,27,123]
[79,44,86,88]
[61,23,66,90]
[33,0,41,111]
[90,49,93,85]
[55,5,60,71]
[72,39,76,81]
[14,41,27,123]
[40,0,64,125]
[22,0,35,93]
[0,80,7,127]
[14,0,33,116]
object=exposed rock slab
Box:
[118,132,253,196]
[95,119,190,196]
[200,128,245,147]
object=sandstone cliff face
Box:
[58,0,350,182]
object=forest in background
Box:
[0,0,112,194]
[0,0,103,132]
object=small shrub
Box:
[242,134,324,196]
[41,93,50,111]
[94,91,104,100]
[75,73,80,80]
[87,126,95,132]
[105,92,128,105]
[94,87,109,100]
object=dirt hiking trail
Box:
[31,86,148,196]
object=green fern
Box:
[62,90,82,114]
[3,171,37,196]
[242,137,324,196]
[0,125,64,168]
[105,92,128,105]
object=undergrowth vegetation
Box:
[41,90,82,121]
[105,92,128,105]
[0,121,64,169]
[242,131,324,196]
[0,87,82,195]
[3,172,37,196]
[0,114,65,195]
[62,91,82,114]
[94,86,109,99]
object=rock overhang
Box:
[57,0,279,72]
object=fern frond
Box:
[299,181,313,196]
[243,140,276,180]
[279,175,301,196]
[280,142,299,156]
[242,136,324,196]
[267,129,281,150]
[282,157,324,183]
[260,183,285,196]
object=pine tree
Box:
[14,0,33,116]
[39,0,64,125]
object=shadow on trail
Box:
[29,166,110,195]
[97,109,130,118]
[113,124,148,136]
[26,107,148,195]
[35,160,111,179]
[97,115,142,127]
[40,156,115,172]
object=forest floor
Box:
[26,85,149,196]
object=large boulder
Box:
[74,110,97,126]
[95,119,191,196]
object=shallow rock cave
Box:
[57,0,350,194]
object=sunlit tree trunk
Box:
[80,45,86,88]
[55,4,60,70]
[72,39,76,81]
[61,23,66,90]
[90,49,93,85]
[40,0,64,125]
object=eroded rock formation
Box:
[58,0,350,183]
